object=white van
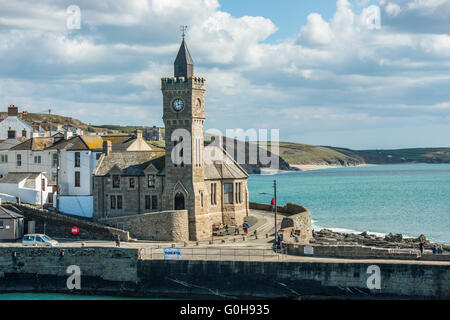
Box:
[22,234,58,247]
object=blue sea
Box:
[249,164,450,244]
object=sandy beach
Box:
[290,163,376,171]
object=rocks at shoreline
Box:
[310,229,449,252]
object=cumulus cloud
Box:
[0,0,449,148]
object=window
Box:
[235,182,242,204]
[112,175,120,188]
[117,195,123,209]
[210,183,217,205]
[151,195,158,210]
[200,192,203,207]
[22,129,27,137]
[129,178,135,189]
[145,195,151,210]
[74,152,80,167]
[16,154,21,167]
[7,130,16,139]
[0,155,7,163]
[224,183,233,204]
[147,175,155,188]
[52,153,57,168]
[34,156,41,164]
[75,171,80,187]
[110,195,116,209]
[0,221,3,229]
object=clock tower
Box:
[161,36,210,240]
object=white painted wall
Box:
[59,150,100,196]
[53,195,93,218]
[0,173,53,205]
[0,116,33,140]
[7,149,57,181]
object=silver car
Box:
[22,234,58,247]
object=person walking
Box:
[235,223,240,235]
[271,198,276,212]
[419,240,424,255]
[225,224,229,235]
[115,234,121,247]
[243,222,248,235]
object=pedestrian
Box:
[225,224,229,235]
[271,198,276,212]
[243,222,248,235]
[235,224,240,235]
[254,230,257,237]
[419,241,424,255]
[438,245,443,254]
[115,234,121,247]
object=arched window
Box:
[174,192,185,210]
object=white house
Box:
[0,172,54,205]
[0,139,22,178]
[0,105,33,140]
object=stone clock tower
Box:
[161,37,210,240]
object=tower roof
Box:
[174,39,194,78]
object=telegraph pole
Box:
[56,149,60,212]
[274,179,277,242]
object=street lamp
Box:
[258,179,278,243]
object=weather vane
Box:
[180,25,188,39]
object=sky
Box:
[0,0,449,149]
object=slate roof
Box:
[174,39,194,66]
[203,146,249,180]
[0,206,23,219]
[0,138,22,151]
[94,151,165,176]
[10,137,54,151]
[0,172,54,188]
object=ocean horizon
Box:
[249,163,450,245]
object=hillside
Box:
[330,147,450,164]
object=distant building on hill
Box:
[143,126,163,141]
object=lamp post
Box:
[259,179,278,243]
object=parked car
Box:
[22,234,58,247]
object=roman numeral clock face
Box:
[172,98,184,112]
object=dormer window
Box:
[147,175,155,188]
[112,175,120,188]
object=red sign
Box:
[71,226,80,235]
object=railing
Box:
[141,246,288,262]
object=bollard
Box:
[233,238,236,243]
[195,241,199,246]
[209,240,213,245]
[171,244,175,248]
[221,239,225,243]
[184,241,188,247]
[242,236,246,241]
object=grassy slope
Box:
[256,142,364,165]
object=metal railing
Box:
[141,246,288,262]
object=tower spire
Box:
[174,26,194,78]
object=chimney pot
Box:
[103,140,112,155]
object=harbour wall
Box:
[0,247,448,299]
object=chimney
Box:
[8,105,18,117]
[102,140,112,155]
[21,111,28,121]
[136,129,143,139]
[64,131,73,140]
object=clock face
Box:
[172,98,184,112]
[195,98,201,112]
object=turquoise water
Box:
[249,164,450,244]
[0,293,150,300]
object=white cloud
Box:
[385,3,402,16]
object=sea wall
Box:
[0,246,448,299]
[0,247,140,294]
[137,260,449,299]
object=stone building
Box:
[0,105,33,140]
[143,126,163,141]
[92,37,249,241]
